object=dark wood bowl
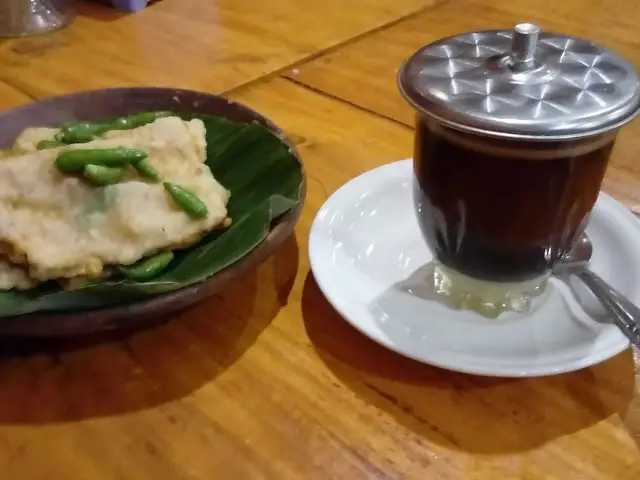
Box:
[0,87,305,337]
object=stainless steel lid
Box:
[398,23,640,140]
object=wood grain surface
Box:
[284,0,640,205]
[0,81,31,110]
[0,0,437,98]
[0,0,640,478]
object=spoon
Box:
[554,234,640,346]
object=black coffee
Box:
[413,117,614,282]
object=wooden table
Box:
[0,0,639,478]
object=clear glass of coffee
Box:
[398,24,640,316]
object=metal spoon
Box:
[554,234,640,346]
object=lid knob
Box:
[509,23,540,71]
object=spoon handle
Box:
[577,269,640,346]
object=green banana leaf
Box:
[0,115,303,317]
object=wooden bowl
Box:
[0,87,305,337]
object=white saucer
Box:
[309,159,640,377]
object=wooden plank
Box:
[0,0,437,98]
[0,81,32,110]
[285,0,640,125]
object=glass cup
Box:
[398,24,640,315]
[412,116,617,316]
[0,0,74,38]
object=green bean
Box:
[55,147,147,173]
[57,122,110,144]
[112,111,172,130]
[36,139,64,150]
[82,165,124,186]
[119,252,174,281]
[132,158,160,182]
[164,182,208,218]
[55,112,172,144]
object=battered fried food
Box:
[0,256,37,290]
[0,116,230,283]
[12,127,59,153]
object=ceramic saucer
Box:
[309,159,640,377]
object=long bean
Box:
[119,252,175,281]
[82,165,124,185]
[56,111,173,144]
[36,139,64,150]
[164,182,208,218]
[55,147,147,173]
[132,159,161,182]
[111,111,172,130]
[56,122,110,144]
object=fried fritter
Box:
[12,127,59,154]
[0,116,229,282]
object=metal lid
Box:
[398,23,640,140]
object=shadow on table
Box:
[301,273,636,455]
[0,235,299,424]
